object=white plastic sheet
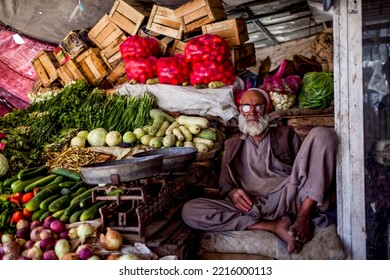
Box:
[116,78,244,124]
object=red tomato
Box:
[23,208,32,219]
[10,211,24,224]
[21,192,34,204]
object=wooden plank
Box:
[32,59,49,85]
[202,18,249,47]
[88,15,125,49]
[76,48,108,84]
[106,60,126,84]
[146,5,183,39]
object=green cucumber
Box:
[39,194,61,211]
[48,193,77,213]
[3,175,19,188]
[18,166,49,181]
[69,180,86,193]
[32,209,47,221]
[25,185,63,212]
[69,209,84,223]
[60,214,69,223]
[52,209,66,219]
[58,181,77,188]
[39,210,51,223]
[70,189,93,205]
[11,176,45,194]
[39,176,64,190]
[24,174,58,192]
[79,201,107,222]
[63,200,82,218]
[79,196,92,209]
[51,168,81,181]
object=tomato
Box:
[9,197,21,207]
[13,192,23,201]
[23,208,32,219]
[10,211,24,224]
[21,192,34,204]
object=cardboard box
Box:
[76,48,109,85]
[56,59,86,86]
[108,0,151,35]
[88,14,125,49]
[146,5,184,39]
[202,18,249,47]
[174,0,226,33]
[31,50,60,87]
[230,43,256,73]
[100,34,127,70]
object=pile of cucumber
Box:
[6,166,107,224]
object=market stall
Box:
[0,0,343,260]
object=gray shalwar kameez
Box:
[181,126,338,231]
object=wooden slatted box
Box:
[56,59,86,86]
[170,39,187,56]
[202,18,249,47]
[106,60,128,85]
[31,50,60,87]
[108,0,151,35]
[60,31,89,59]
[146,5,184,39]
[76,48,109,85]
[100,34,127,70]
[230,43,256,73]
[88,14,126,50]
[174,0,226,33]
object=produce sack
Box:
[157,54,191,85]
[260,60,302,110]
[184,34,230,63]
[190,60,236,86]
[298,71,334,109]
[124,56,158,84]
[120,35,160,60]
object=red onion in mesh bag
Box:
[190,60,236,86]
[157,54,191,85]
[124,56,158,83]
[184,34,230,63]
[120,35,160,60]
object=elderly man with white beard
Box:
[181,88,339,254]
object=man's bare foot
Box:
[288,213,314,243]
[248,215,302,254]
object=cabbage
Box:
[77,130,89,140]
[106,131,122,147]
[87,128,108,147]
[70,136,86,148]
[298,72,334,109]
[0,153,9,177]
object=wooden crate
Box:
[88,14,125,49]
[100,34,127,70]
[53,46,70,65]
[60,31,88,59]
[31,50,60,87]
[170,39,187,56]
[174,0,226,33]
[56,59,86,86]
[231,43,256,73]
[108,0,151,35]
[106,60,127,85]
[146,5,184,39]
[202,18,249,47]
[76,48,109,85]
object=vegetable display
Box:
[298,71,334,109]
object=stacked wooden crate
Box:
[31,0,256,88]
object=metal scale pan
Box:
[79,154,164,185]
[133,147,197,171]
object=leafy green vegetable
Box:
[298,72,334,109]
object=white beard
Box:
[238,114,269,137]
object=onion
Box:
[1,233,14,243]
[30,226,44,241]
[39,228,53,240]
[16,219,30,231]
[106,253,120,260]
[118,253,141,260]
[61,252,80,260]
[0,244,4,257]
[26,246,43,260]
[43,250,58,260]
[30,220,42,231]
[2,253,19,260]
[24,240,35,250]
[15,238,27,248]
[43,216,56,229]
[76,244,94,260]
[99,227,123,251]
[16,228,30,240]
[68,227,78,239]
[50,219,64,233]
[77,223,95,243]
[39,237,56,251]
[59,230,69,240]
[19,255,30,260]
[87,255,100,260]
[3,241,21,255]
[54,239,70,259]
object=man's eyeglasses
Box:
[240,104,266,113]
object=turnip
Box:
[43,216,56,229]
[43,250,58,260]
[76,244,94,260]
[39,237,56,251]
[50,219,64,233]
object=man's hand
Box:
[228,188,253,212]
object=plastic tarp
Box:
[117,78,244,124]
